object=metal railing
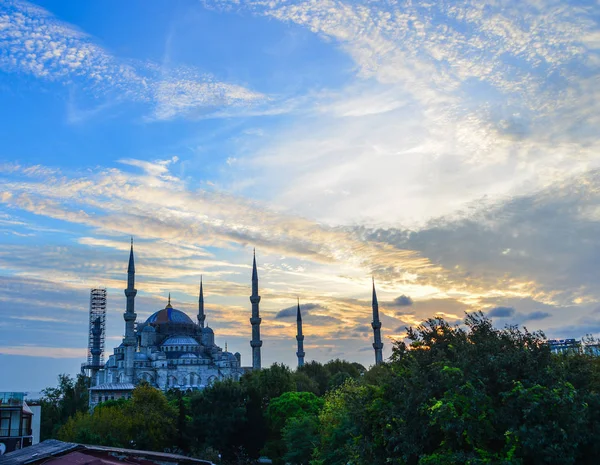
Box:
[0,392,25,407]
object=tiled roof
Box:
[0,439,79,465]
[89,383,135,391]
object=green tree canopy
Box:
[40,374,89,440]
[58,382,177,452]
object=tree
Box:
[297,362,331,396]
[292,371,320,395]
[128,382,177,451]
[282,415,320,465]
[58,406,132,447]
[236,363,296,458]
[263,392,323,463]
[58,383,177,452]
[324,359,365,379]
[40,374,89,440]
[189,378,248,460]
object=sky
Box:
[0,0,599,391]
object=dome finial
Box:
[225,341,228,352]
[166,293,172,308]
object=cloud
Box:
[390,295,413,307]
[0,346,86,358]
[0,1,265,120]
[523,311,552,322]
[357,171,600,308]
[488,307,516,318]
[208,0,599,232]
[276,303,322,319]
[220,0,594,112]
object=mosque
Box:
[87,240,384,408]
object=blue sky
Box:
[1,0,599,391]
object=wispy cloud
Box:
[210,0,599,228]
[0,0,265,120]
[0,346,86,358]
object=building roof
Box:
[89,383,135,392]
[0,440,214,465]
[0,439,79,465]
[145,308,194,325]
[161,336,199,347]
[22,402,33,416]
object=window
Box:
[1,410,11,435]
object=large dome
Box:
[145,307,194,325]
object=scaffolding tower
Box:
[81,288,107,383]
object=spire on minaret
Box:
[127,238,135,286]
[123,237,138,383]
[372,276,378,307]
[250,249,262,370]
[198,276,206,328]
[252,248,258,292]
[296,297,305,368]
[371,278,383,365]
[297,297,302,322]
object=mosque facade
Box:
[88,242,259,408]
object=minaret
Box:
[198,276,205,328]
[371,278,383,365]
[296,298,305,368]
[123,238,138,382]
[250,249,262,370]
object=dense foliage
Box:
[45,313,600,464]
[39,373,89,440]
[58,382,177,450]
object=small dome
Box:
[223,352,237,362]
[180,353,197,359]
[146,308,194,325]
[142,325,156,332]
[162,336,200,347]
[134,352,148,360]
[202,326,214,335]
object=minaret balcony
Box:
[124,289,137,297]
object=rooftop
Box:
[89,383,135,392]
[0,440,214,465]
